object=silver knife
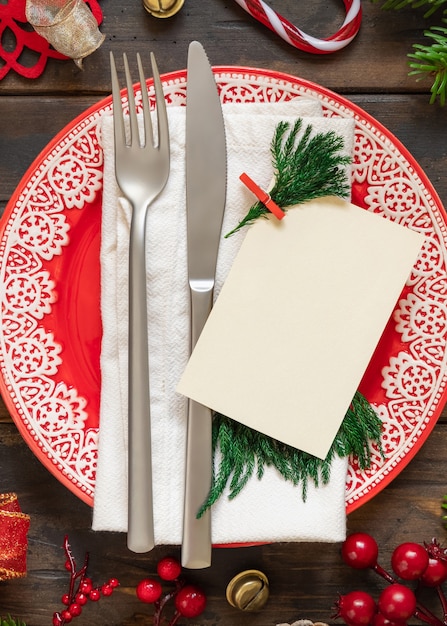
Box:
[181,41,227,569]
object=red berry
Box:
[89,588,101,601]
[334,590,376,625]
[342,533,379,569]
[101,583,114,596]
[68,603,82,617]
[52,614,62,626]
[157,556,182,581]
[372,613,407,626]
[108,577,120,588]
[420,557,447,587]
[61,593,70,606]
[64,560,72,571]
[136,578,163,603]
[79,577,93,594]
[75,592,88,605]
[60,610,73,623]
[378,584,416,621]
[175,585,207,618]
[391,542,429,580]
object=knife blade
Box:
[181,40,227,569]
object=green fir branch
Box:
[0,617,26,626]
[225,119,351,238]
[409,25,447,104]
[198,391,383,517]
[372,0,447,103]
[372,0,447,18]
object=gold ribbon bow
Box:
[25,0,105,68]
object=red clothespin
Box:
[240,172,286,220]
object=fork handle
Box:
[128,205,154,553]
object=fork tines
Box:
[110,51,169,155]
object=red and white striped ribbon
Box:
[233,0,362,54]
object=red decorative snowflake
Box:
[0,0,103,79]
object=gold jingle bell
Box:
[226,570,269,611]
[143,0,184,17]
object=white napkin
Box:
[92,99,355,544]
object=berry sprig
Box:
[52,536,119,625]
[136,556,206,625]
[334,533,447,626]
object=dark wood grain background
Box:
[2,1,447,623]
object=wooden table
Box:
[2,1,447,624]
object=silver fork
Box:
[110,51,170,553]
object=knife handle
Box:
[127,205,154,553]
[182,398,213,568]
[181,287,213,569]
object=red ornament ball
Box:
[175,584,207,618]
[157,556,182,581]
[136,578,163,603]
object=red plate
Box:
[1,67,446,512]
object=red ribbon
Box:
[0,493,30,581]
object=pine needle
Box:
[372,0,447,18]
[1,618,26,626]
[409,25,447,105]
[372,0,447,103]
[198,391,383,517]
[225,119,351,238]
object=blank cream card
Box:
[177,196,424,459]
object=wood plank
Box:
[0,2,432,95]
[2,93,447,205]
[0,394,12,423]
[0,420,445,624]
